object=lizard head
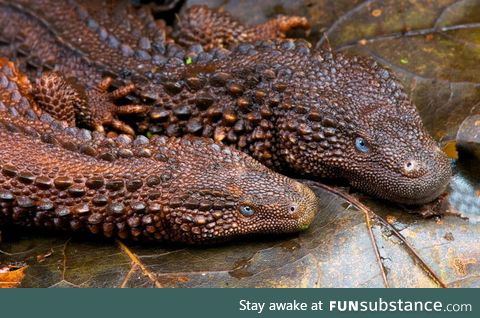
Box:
[166,137,319,244]
[277,51,451,204]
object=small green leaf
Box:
[185,57,193,65]
[400,58,409,64]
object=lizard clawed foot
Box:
[264,15,311,37]
[88,77,149,136]
[173,5,310,50]
[33,73,149,136]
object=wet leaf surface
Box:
[1,0,479,287]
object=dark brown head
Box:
[165,138,319,243]
[276,51,451,204]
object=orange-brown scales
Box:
[0,1,451,204]
[0,59,318,244]
[172,5,310,50]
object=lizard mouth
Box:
[348,151,452,205]
[389,179,450,205]
[351,175,450,205]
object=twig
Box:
[305,181,447,288]
[117,240,163,288]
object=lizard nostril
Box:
[289,203,298,214]
[404,159,419,173]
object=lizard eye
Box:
[355,137,370,153]
[239,205,255,216]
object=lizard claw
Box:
[174,5,311,50]
[86,78,149,136]
[33,73,149,136]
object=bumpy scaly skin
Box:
[172,5,310,50]
[0,59,318,244]
[148,44,451,204]
[0,1,451,204]
[34,73,148,135]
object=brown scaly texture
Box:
[0,58,318,244]
[34,73,148,135]
[172,5,310,50]
[0,0,451,204]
